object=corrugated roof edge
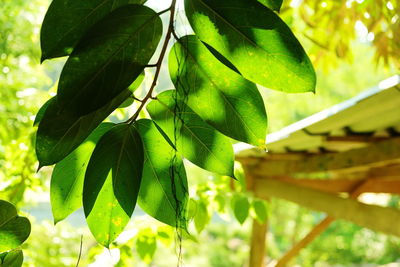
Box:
[234,75,400,156]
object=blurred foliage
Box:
[283,0,400,69]
[0,0,53,204]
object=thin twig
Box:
[75,235,83,267]
[129,0,177,123]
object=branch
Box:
[129,0,177,123]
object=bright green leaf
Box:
[185,0,316,93]
[169,35,267,146]
[258,0,283,11]
[136,228,157,264]
[128,72,145,93]
[0,200,30,252]
[50,123,114,224]
[135,119,189,228]
[232,195,250,224]
[40,0,147,60]
[57,5,162,116]
[83,124,144,247]
[1,250,23,267]
[252,199,268,223]
[193,200,210,233]
[36,89,131,167]
[147,90,235,177]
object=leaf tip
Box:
[36,163,44,173]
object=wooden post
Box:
[249,219,268,267]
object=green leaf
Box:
[119,72,145,108]
[128,71,145,93]
[0,200,30,251]
[232,195,250,225]
[169,35,267,146]
[50,123,114,224]
[83,124,144,247]
[36,89,131,167]
[252,199,268,223]
[57,5,162,116]
[33,97,55,127]
[185,0,316,93]
[40,0,147,61]
[147,90,235,177]
[193,200,210,233]
[258,0,283,11]
[1,250,23,267]
[135,119,188,228]
[136,228,157,264]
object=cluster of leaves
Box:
[189,172,269,235]
[34,0,315,249]
[290,0,400,68]
[0,200,31,267]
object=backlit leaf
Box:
[136,228,157,264]
[57,5,162,116]
[0,200,30,251]
[50,123,114,224]
[147,90,235,177]
[36,90,131,167]
[252,199,268,223]
[169,35,267,146]
[40,0,147,60]
[185,0,316,93]
[193,200,210,233]
[135,119,188,228]
[83,124,144,247]
[232,195,250,224]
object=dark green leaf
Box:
[36,89,131,167]
[57,5,162,116]
[169,35,267,146]
[147,90,235,176]
[135,119,188,228]
[83,124,144,247]
[1,250,23,267]
[0,200,30,251]
[185,0,316,93]
[252,199,268,223]
[50,123,114,224]
[232,195,250,224]
[258,0,283,11]
[40,0,147,60]
[33,97,55,127]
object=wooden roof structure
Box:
[235,75,400,267]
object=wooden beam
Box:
[274,179,368,267]
[268,177,400,195]
[325,136,390,143]
[249,220,268,267]
[275,217,335,267]
[247,138,400,177]
[254,178,400,237]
